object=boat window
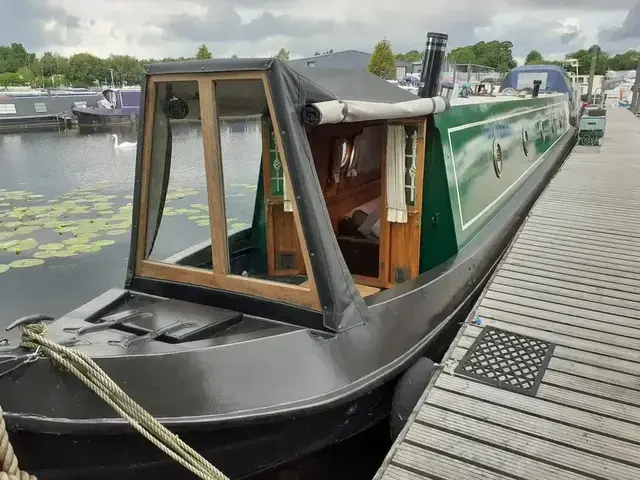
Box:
[0,104,16,114]
[144,80,213,271]
[214,79,309,286]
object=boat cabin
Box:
[129,59,448,332]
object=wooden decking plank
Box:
[418,405,640,479]
[425,388,640,467]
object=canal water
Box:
[0,126,391,479]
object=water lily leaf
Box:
[0,232,15,240]
[57,226,78,233]
[39,243,66,251]
[62,237,91,245]
[231,223,249,229]
[0,264,9,273]
[106,229,128,235]
[68,244,101,253]
[9,258,45,268]
[188,215,209,220]
[93,239,116,247]
[190,204,208,210]
[33,251,59,259]
[0,240,19,250]
[15,238,38,251]
[14,226,41,235]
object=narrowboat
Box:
[0,33,575,479]
[0,89,102,132]
[72,87,141,128]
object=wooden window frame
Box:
[135,71,320,310]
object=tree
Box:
[274,48,290,62]
[566,47,610,76]
[396,50,423,63]
[231,54,238,59]
[106,54,145,85]
[609,49,640,71]
[448,40,517,72]
[195,44,212,60]
[66,53,107,86]
[368,39,397,80]
[525,50,544,65]
[16,66,34,83]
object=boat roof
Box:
[145,58,418,104]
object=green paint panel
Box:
[419,95,570,271]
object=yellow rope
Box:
[0,405,36,480]
[12,323,229,480]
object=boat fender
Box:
[390,357,435,440]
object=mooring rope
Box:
[1,323,229,480]
[0,404,36,480]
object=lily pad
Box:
[0,264,9,274]
[68,244,101,253]
[0,232,15,240]
[14,238,38,251]
[230,223,249,229]
[0,240,19,251]
[93,239,116,247]
[9,258,45,268]
[62,237,91,245]
[39,243,66,251]
[106,229,128,236]
[14,226,41,235]
[188,215,210,220]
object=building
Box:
[287,50,418,79]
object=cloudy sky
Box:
[2,0,640,64]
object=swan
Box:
[111,134,137,149]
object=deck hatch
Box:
[454,326,555,396]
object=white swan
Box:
[112,134,137,149]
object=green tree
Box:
[16,66,34,83]
[0,43,31,72]
[0,72,24,86]
[274,48,290,62]
[106,54,145,85]
[447,40,517,72]
[195,44,212,60]
[566,47,610,76]
[608,49,640,71]
[525,50,544,65]
[67,53,107,86]
[231,54,238,59]
[368,38,397,80]
[396,50,423,62]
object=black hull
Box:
[1,129,575,478]
[73,108,138,128]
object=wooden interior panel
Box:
[388,212,422,284]
[267,203,304,276]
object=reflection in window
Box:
[144,81,213,270]
[214,79,308,285]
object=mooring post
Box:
[586,45,599,104]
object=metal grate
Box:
[455,326,555,396]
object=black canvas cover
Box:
[143,58,423,331]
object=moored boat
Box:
[72,87,141,128]
[0,33,575,479]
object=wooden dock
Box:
[374,106,640,480]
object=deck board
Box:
[374,107,640,480]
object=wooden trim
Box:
[134,77,156,274]
[262,74,320,301]
[261,121,276,275]
[199,79,229,274]
[352,274,385,288]
[148,72,265,84]
[379,123,392,287]
[140,260,319,310]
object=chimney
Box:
[532,80,542,98]
[418,32,448,98]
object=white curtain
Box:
[386,125,408,223]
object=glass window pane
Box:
[145,80,213,270]
[214,79,308,286]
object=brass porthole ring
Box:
[493,139,503,178]
[522,127,529,156]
